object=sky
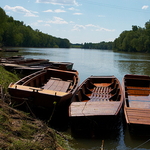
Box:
[1,0,150,44]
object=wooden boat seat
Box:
[126,86,150,109]
[125,107,150,125]
[127,86,150,90]
[42,78,72,92]
[70,101,121,116]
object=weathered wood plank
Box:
[43,79,55,90]
[48,80,60,90]
[70,101,121,117]
[129,121,150,125]
[127,89,150,95]
[127,86,150,90]
[43,79,71,92]
[125,107,150,125]
[129,96,150,101]
[126,107,150,113]
[61,81,71,92]
[129,101,150,109]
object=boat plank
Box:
[43,79,71,92]
[53,80,70,92]
[125,107,150,125]
[127,89,150,95]
[129,101,150,109]
[43,79,55,90]
[128,96,150,101]
[127,86,150,90]
[48,80,59,90]
[129,121,150,125]
[61,81,71,92]
[53,80,64,91]
[126,107,150,112]
[70,101,121,117]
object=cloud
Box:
[69,7,75,10]
[85,24,115,32]
[43,9,53,12]
[36,0,78,6]
[46,16,68,24]
[96,27,115,32]
[4,5,38,17]
[86,24,97,28]
[54,9,66,13]
[43,9,66,13]
[142,5,149,10]
[72,24,85,31]
[73,12,82,15]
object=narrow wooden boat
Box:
[122,74,150,132]
[2,49,19,52]
[8,68,79,114]
[69,76,123,133]
[1,58,74,75]
[0,55,24,63]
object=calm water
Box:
[3,48,150,149]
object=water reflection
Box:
[114,52,150,76]
[123,126,150,149]
[3,48,150,149]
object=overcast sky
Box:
[1,0,150,44]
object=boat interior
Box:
[73,77,122,102]
[124,75,150,108]
[15,69,78,93]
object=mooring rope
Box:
[132,138,150,150]
[10,95,36,118]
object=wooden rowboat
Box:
[1,58,74,76]
[69,76,123,133]
[122,74,150,132]
[0,49,19,52]
[8,68,79,115]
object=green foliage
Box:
[0,7,71,48]
[71,41,113,50]
[0,7,7,46]
[113,20,150,53]
[0,66,19,92]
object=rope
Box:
[13,101,26,108]
[10,95,36,118]
[132,138,150,150]
[25,101,36,118]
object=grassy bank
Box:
[0,66,70,150]
[0,66,19,93]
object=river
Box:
[2,48,150,149]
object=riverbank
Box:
[0,66,70,149]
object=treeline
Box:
[113,20,150,52]
[71,41,113,50]
[0,7,70,48]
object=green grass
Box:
[0,66,19,93]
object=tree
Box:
[132,25,138,31]
[0,7,7,46]
[0,7,71,48]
